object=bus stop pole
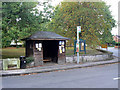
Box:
[77,26,81,64]
[77,32,79,64]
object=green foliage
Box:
[2,2,53,47]
[26,56,34,64]
[49,1,116,47]
[115,42,120,46]
[112,41,116,45]
[16,45,20,48]
[100,31,113,44]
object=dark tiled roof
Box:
[23,31,70,40]
[116,35,120,38]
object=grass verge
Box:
[2,47,104,59]
[2,47,25,59]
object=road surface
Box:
[2,63,118,88]
[100,47,120,57]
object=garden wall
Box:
[0,49,114,70]
[66,49,113,63]
[0,60,2,70]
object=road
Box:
[2,63,118,88]
[100,47,120,57]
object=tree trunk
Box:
[15,40,18,48]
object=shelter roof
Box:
[22,31,70,40]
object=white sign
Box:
[38,48,41,51]
[59,46,61,50]
[39,43,42,47]
[36,43,38,48]
[59,41,62,45]
[62,41,64,45]
[77,26,81,33]
[82,43,84,46]
[62,48,65,52]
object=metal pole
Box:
[77,32,79,64]
[77,26,81,64]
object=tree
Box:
[2,1,53,47]
[49,1,116,47]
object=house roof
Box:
[22,31,70,40]
[114,35,120,39]
[116,35,120,39]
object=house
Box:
[113,35,120,43]
[113,35,120,48]
[22,31,69,66]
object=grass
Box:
[2,46,103,59]
[108,46,114,47]
[66,46,103,56]
[2,47,25,59]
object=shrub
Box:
[115,42,120,46]
[26,57,34,64]
[16,45,20,48]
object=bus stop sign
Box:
[77,26,81,33]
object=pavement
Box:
[1,57,119,77]
[3,63,118,88]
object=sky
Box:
[40,0,120,35]
[103,0,119,35]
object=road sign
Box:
[77,26,81,33]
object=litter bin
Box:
[20,56,26,69]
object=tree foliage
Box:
[2,2,53,47]
[49,1,116,47]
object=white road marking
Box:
[113,77,120,80]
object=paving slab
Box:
[1,58,119,77]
